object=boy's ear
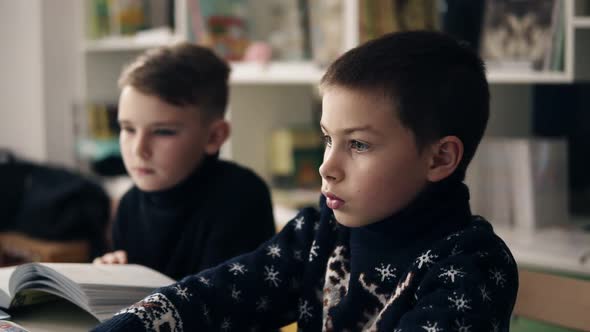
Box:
[426,136,463,182]
[204,119,230,155]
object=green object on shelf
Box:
[76,138,120,161]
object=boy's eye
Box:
[153,128,177,136]
[321,135,332,147]
[350,140,369,152]
[121,127,135,134]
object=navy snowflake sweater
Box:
[93,179,518,331]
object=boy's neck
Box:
[141,156,218,206]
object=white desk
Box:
[495,226,590,276]
[1,226,588,332]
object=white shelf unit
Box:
[573,16,590,27]
[82,35,185,52]
[80,0,590,177]
[76,0,590,274]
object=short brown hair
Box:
[118,42,230,118]
[321,31,489,180]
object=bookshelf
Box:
[78,0,590,178]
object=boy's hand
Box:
[93,250,128,264]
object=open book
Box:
[0,263,174,322]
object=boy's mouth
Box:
[323,192,345,210]
[133,167,155,176]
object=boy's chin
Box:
[332,211,374,228]
[134,179,173,192]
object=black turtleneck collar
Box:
[326,176,473,290]
[319,176,472,254]
[140,156,218,208]
[362,176,471,241]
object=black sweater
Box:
[112,157,276,280]
[95,179,518,331]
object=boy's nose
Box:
[319,151,343,183]
[133,135,151,159]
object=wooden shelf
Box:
[228,62,573,85]
[487,70,572,84]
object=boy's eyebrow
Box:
[149,122,183,127]
[118,119,183,127]
[320,123,381,136]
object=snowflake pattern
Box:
[438,265,466,283]
[174,285,191,301]
[421,321,443,332]
[266,244,282,259]
[294,216,305,230]
[375,263,397,282]
[298,298,313,322]
[198,276,211,287]
[264,265,281,287]
[490,319,500,332]
[450,244,463,256]
[454,318,472,332]
[256,297,269,312]
[228,262,248,275]
[108,209,517,330]
[230,284,241,302]
[221,317,232,331]
[480,284,492,302]
[489,268,506,287]
[309,241,319,262]
[416,250,438,269]
[446,232,461,240]
[313,222,321,231]
[448,292,472,312]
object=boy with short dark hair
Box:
[93,43,276,280]
[94,31,518,331]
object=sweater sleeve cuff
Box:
[91,313,146,332]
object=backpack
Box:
[0,151,110,260]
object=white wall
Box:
[0,0,79,166]
[0,1,46,162]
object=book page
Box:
[39,264,174,288]
[0,267,16,309]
